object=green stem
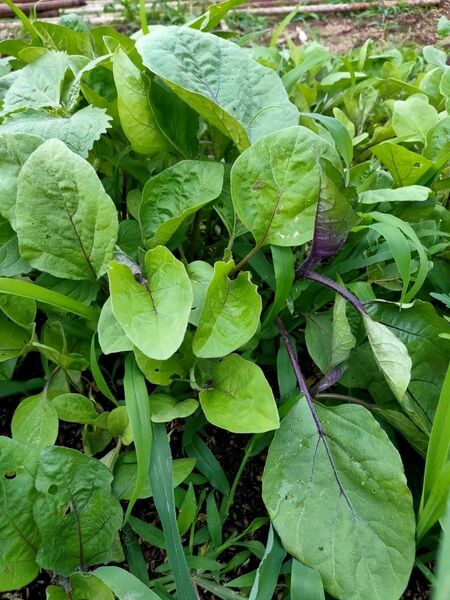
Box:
[139,0,149,34]
[2,0,39,40]
[0,278,99,321]
[221,436,256,519]
[230,242,262,275]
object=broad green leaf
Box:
[199,354,279,433]
[140,160,224,248]
[150,393,199,422]
[93,566,162,600]
[136,26,298,151]
[112,452,196,500]
[16,139,118,280]
[98,297,133,355]
[372,143,434,186]
[424,117,450,162]
[331,291,355,369]
[392,95,439,143]
[109,247,192,360]
[149,422,197,600]
[34,446,123,575]
[262,402,415,600]
[363,314,411,403]
[187,260,214,326]
[193,261,261,358]
[0,106,112,158]
[11,392,58,448]
[0,311,32,362]
[248,525,286,600]
[177,483,197,535]
[0,293,35,328]
[123,354,152,519]
[53,393,100,424]
[0,133,44,228]
[231,126,340,247]
[420,365,450,519]
[358,185,430,204]
[112,48,170,155]
[2,51,67,114]
[263,246,295,325]
[0,437,39,592]
[134,346,188,385]
[299,112,353,170]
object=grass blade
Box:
[0,277,99,320]
[150,422,197,600]
[433,500,450,600]
[124,354,152,520]
[90,334,119,406]
[248,525,286,600]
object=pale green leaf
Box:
[193,261,261,358]
[187,261,214,326]
[363,314,411,403]
[112,48,170,155]
[11,392,58,448]
[150,393,199,422]
[2,51,68,114]
[136,26,298,151]
[93,566,161,600]
[331,291,355,369]
[0,133,44,228]
[199,354,279,433]
[140,160,224,248]
[0,311,32,362]
[53,393,100,424]
[0,106,112,158]
[358,185,430,204]
[262,402,415,600]
[231,126,340,247]
[109,247,192,360]
[98,297,133,355]
[392,95,439,144]
[16,139,118,280]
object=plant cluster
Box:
[0,3,449,598]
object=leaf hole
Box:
[48,484,59,495]
[4,471,16,480]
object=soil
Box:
[292,0,450,53]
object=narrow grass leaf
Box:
[93,566,161,600]
[248,525,286,600]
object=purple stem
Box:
[303,270,367,315]
[277,318,324,435]
[276,317,354,512]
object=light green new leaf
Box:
[331,292,355,369]
[11,392,58,448]
[358,185,430,204]
[109,246,192,360]
[134,346,188,385]
[0,437,40,592]
[98,297,133,355]
[231,126,340,247]
[34,446,123,575]
[136,26,298,151]
[94,566,162,600]
[193,261,261,358]
[262,402,415,600]
[187,261,214,326]
[0,133,44,228]
[112,48,170,155]
[112,452,195,500]
[123,355,152,519]
[372,143,434,186]
[16,139,118,280]
[2,51,67,114]
[150,393,198,422]
[363,314,411,403]
[0,106,112,158]
[0,311,32,362]
[0,293,35,328]
[392,95,439,143]
[199,354,279,433]
[53,393,100,424]
[0,216,31,277]
[140,160,224,248]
